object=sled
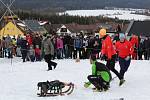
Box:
[37,80,74,97]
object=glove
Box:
[125,56,130,61]
[84,82,91,88]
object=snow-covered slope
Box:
[0,58,150,100]
[60,9,150,21]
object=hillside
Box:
[1,0,150,11]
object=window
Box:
[60,28,67,32]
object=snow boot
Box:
[119,79,125,86]
[92,87,96,90]
[54,63,57,69]
[104,87,109,92]
[93,88,103,92]
[84,82,91,88]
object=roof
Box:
[127,21,150,36]
[65,23,98,33]
[24,20,47,34]
[0,22,25,37]
[49,23,106,34]
[48,23,121,34]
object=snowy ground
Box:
[0,57,150,100]
[60,9,150,21]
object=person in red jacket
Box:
[100,29,122,82]
[26,34,33,46]
[130,34,139,60]
[35,45,41,61]
[115,33,134,86]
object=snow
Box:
[38,21,48,26]
[60,9,150,21]
[0,57,150,100]
[17,23,26,27]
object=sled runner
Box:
[37,80,74,97]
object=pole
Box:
[0,0,16,66]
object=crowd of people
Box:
[0,32,150,61]
[0,29,150,92]
[84,29,150,92]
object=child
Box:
[35,45,41,61]
[84,54,112,92]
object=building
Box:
[48,23,115,36]
[126,20,150,36]
[24,20,47,36]
[0,21,25,38]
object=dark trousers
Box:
[119,57,131,79]
[64,45,69,59]
[0,49,2,58]
[7,48,13,58]
[144,50,149,60]
[82,48,87,59]
[29,55,35,62]
[88,75,108,90]
[86,49,92,59]
[44,54,57,70]
[21,50,27,62]
[138,51,143,60]
[3,48,7,57]
[73,48,82,59]
[35,54,41,61]
[57,48,63,59]
[106,55,122,80]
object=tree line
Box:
[0,10,129,26]
[10,0,150,10]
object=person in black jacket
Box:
[69,36,74,59]
[149,37,150,59]
[113,33,120,43]
[32,34,42,49]
[138,36,144,60]
[143,36,150,60]
[63,34,72,59]
[20,36,28,62]
[92,35,101,59]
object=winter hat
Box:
[99,28,106,36]
[119,33,126,40]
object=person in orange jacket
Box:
[100,29,122,82]
[115,33,134,86]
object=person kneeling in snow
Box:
[84,55,112,92]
